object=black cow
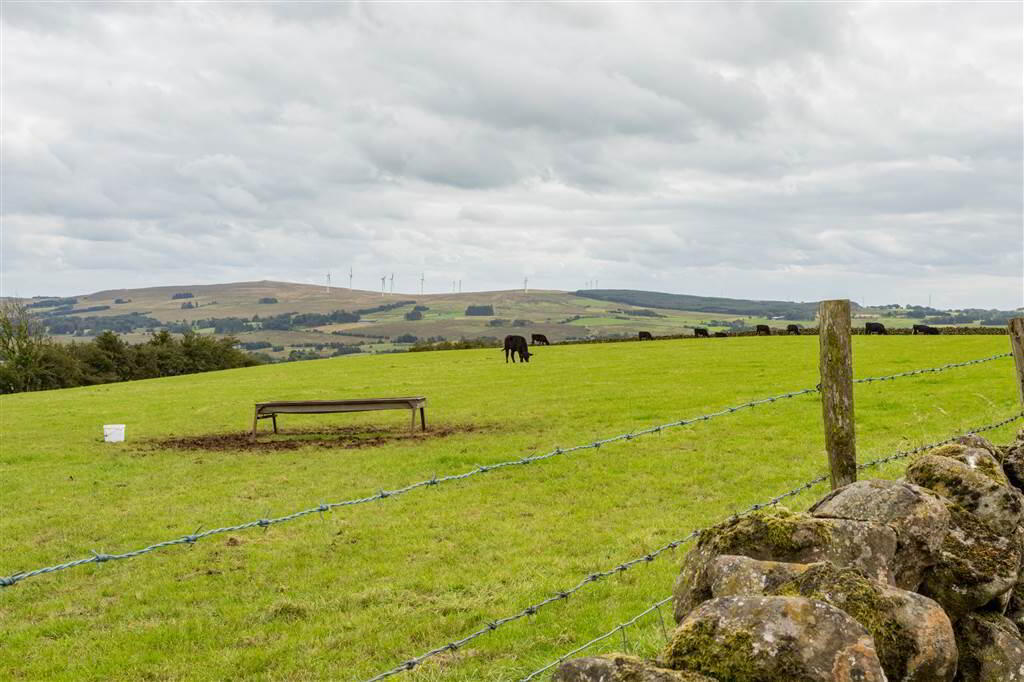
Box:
[503,335,531,363]
[714,331,729,338]
[913,324,940,335]
[694,327,709,338]
[786,324,801,335]
[531,333,550,345]
[865,322,887,335]
[638,331,654,341]
[756,325,771,336]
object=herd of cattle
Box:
[502,322,942,362]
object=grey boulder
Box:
[810,479,950,590]
[673,508,897,622]
[953,612,1024,682]
[906,450,1022,537]
[663,595,887,681]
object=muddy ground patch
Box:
[145,423,488,453]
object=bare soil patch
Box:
[146,423,486,453]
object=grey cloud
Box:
[2,2,1020,308]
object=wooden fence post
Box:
[819,299,856,489]
[1009,317,1024,411]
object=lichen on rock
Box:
[771,562,956,682]
[919,502,1020,618]
[809,479,949,591]
[673,508,897,622]
[906,452,1023,536]
[663,595,887,681]
[953,611,1024,682]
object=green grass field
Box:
[1,335,1020,681]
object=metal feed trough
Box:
[252,397,427,436]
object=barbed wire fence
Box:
[365,411,1022,682]
[1,352,1009,589]
[515,411,1023,682]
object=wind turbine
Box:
[325,271,331,293]
[524,277,528,294]
[389,273,394,295]
[349,267,353,290]
[380,275,386,296]
[420,272,425,295]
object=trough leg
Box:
[252,410,258,438]
[272,414,278,434]
[410,409,416,433]
[420,407,426,431]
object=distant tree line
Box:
[25,297,78,309]
[577,290,818,319]
[612,309,666,318]
[1,302,261,394]
[42,312,162,335]
[465,305,495,316]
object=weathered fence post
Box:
[819,299,856,489]
[1009,317,1024,410]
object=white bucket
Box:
[103,424,126,443]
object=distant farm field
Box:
[1,335,1019,680]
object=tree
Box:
[0,300,83,393]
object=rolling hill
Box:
[19,281,1003,361]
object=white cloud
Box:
[2,1,1021,308]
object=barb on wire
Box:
[517,411,1023,682]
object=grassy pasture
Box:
[0,334,1019,681]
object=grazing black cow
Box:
[714,331,729,338]
[786,324,801,335]
[638,331,654,341]
[531,333,550,346]
[755,325,771,336]
[913,324,940,335]
[693,327,709,338]
[865,322,887,335]
[503,335,531,363]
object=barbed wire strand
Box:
[519,596,674,682]
[524,597,675,682]
[851,352,1010,385]
[516,412,1022,682]
[0,351,1010,590]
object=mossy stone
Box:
[772,563,956,681]
[664,595,886,681]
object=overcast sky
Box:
[3,2,1022,308]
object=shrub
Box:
[465,305,495,316]
[395,334,418,343]
[404,310,423,321]
[171,292,194,300]
[258,297,278,304]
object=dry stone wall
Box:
[555,430,1024,682]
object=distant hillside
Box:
[19,280,1007,363]
[574,289,853,319]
